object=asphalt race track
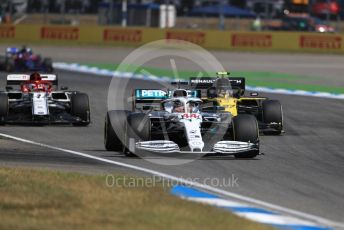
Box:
[0,47,344,227]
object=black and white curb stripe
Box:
[171,186,332,230]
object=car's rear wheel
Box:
[104,110,128,151]
[71,93,90,126]
[262,100,283,135]
[0,55,6,70]
[5,58,15,72]
[0,94,9,125]
[233,114,259,158]
[42,58,53,73]
[123,113,151,157]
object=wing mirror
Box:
[202,106,225,112]
[207,87,217,98]
[214,106,226,111]
[60,86,69,90]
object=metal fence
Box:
[0,0,343,32]
[27,0,95,14]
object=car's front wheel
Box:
[5,58,15,72]
[123,113,151,157]
[262,100,283,135]
[42,58,53,73]
[0,94,9,125]
[71,93,90,126]
[233,114,259,159]
[104,110,128,151]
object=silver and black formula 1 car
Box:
[0,73,90,125]
[189,72,284,135]
[105,88,260,158]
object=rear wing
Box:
[133,89,167,111]
[133,89,202,111]
[6,47,19,54]
[190,77,246,97]
[228,77,245,96]
[190,78,216,89]
[171,80,188,88]
[6,74,58,87]
[170,89,201,98]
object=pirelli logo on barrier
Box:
[41,27,79,41]
[166,31,206,45]
[103,29,142,43]
[232,34,272,48]
[0,26,15,39]
[300,35,342,49]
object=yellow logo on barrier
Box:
[299,35,342,49]
[41,27,79,41]
[166,31,206,45]
[231,34,272,48]
[3,24,344,53]
[0,26,15,39]
[103,29,142,43]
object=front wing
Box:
[2,111,87,125]
[134,140,259,156]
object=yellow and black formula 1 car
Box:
[189,72,283,135]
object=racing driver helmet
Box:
[30,72,42,82]
[215,77,233,97]
[172,100,185,113]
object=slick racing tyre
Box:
[5,58,15,72]
[0,55,6,70]
[71,93,90,126]
[0,94,9,125]
[104,110,129,151]
[262,100,283,135]
[233,114,259,159]
[124,113,151,157]
[42,58,53,73]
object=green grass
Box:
[82,63,344,94]
[0,167,273,230]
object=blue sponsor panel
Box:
[135,89,167,99]
[6,47,19,54]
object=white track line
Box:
[0,132,343,229]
